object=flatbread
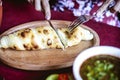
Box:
[0,25,93,50]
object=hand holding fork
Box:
[68,0,120,32]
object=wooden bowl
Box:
[0,20,100,70]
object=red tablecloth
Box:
[0,0,120,80]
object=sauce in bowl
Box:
[80,55,120,80]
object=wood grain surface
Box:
[0,20,100,70]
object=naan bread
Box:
[0,25,93,50]
[58,26,93,48]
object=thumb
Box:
[35,0,42,11]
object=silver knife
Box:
[48,20,65,48]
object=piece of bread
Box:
[0,25,93,50]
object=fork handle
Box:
[95,0,114,16]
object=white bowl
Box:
[73,46,120,80]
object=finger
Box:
[113,0,120,12]
[96,0,114,16]
[27,0,30,3]
[27,0,33,4]
[42,0,51,20]
[35,0,42,11]
[27,0,34,5]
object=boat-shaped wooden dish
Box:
[0,20,100,70]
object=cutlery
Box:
[68,0,114,32]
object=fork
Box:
[68,15,92,32]
[68,0,114,32]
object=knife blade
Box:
[48,20,65,48]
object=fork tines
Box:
[68,15,88,32]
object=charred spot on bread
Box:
[64,31,69,35]
[23,44,29,50]
[31,43,39,49]
[59,28,62,30]
[63,31,70,39]
[31,35,34,39]
[56,45,62,49]
[73,35,77,38]
[47,39,52,46]
[70,30,75,35]
[54,36,57,39]
[18,28,32,38]
[12,45,17,50]
[33,45,39,49]
[43,29,49,35]
[38,30,41,33]
[36,27,42,33]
